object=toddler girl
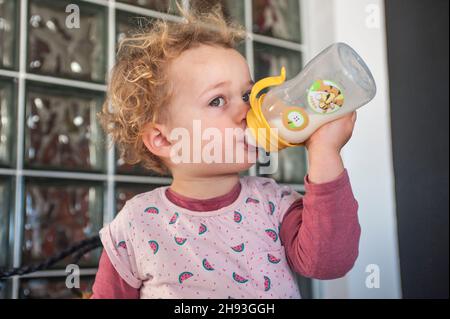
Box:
[91,5,360,299]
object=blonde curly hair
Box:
[98,1,247,175]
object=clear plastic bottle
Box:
[246,42,377,152]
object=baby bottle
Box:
[246,42,377,152]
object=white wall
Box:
[304,0,402,299]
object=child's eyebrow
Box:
[199,80,255,98]
[202,81,229,97]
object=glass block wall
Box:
[0,0,308,299]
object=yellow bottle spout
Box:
[246,67,303,152]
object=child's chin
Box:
[234,142,259,158]
[235,161,257,172]
[208,162,256,176]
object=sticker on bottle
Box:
[282,107,309,131]
[308,80,345,114]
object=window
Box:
[0,0,308,299]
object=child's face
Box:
[162,44,257,177]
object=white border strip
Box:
[24,73,107,91]
[0,168,173,184]
[308,0,401,299]
[14,268,99,279]
[104,0,116,225]
[250,33,305,52]
[0,70,107,91]
[11,0,29,300]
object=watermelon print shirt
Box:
[100,175,305,299]
[97,170,360,299]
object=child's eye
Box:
[242,90,251,103]
[209,96,226,108]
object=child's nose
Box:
[236,101,251,126]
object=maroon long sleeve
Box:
[280,169,361,280]
[90,249,140,299]
[91,169,360,298]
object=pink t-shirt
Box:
[94,169,361,299]
[99,175,305,299]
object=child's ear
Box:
[142,123,172,158]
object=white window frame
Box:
[0,0,308,299]
[304,0,402,299]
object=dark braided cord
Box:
[72,240,103,265]
[0,235,102,279]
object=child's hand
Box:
[304,112,357,184]
[305,112,357,154]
